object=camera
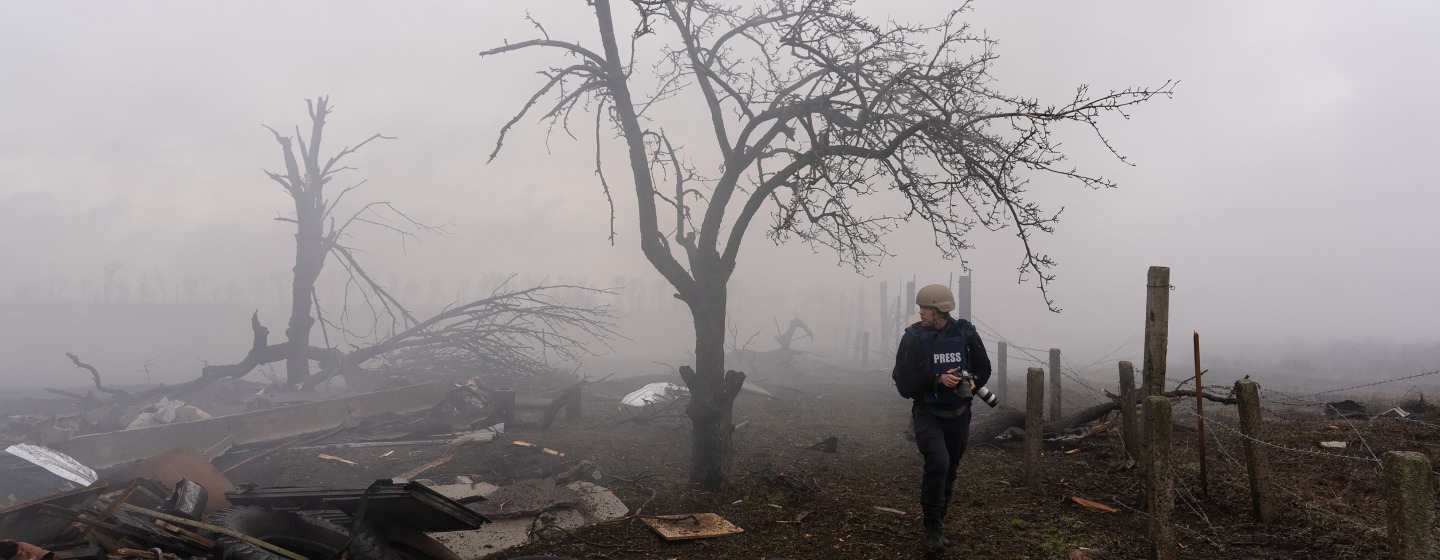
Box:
[958,370,999,408]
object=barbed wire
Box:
[1374,415,1440,430]
[1260,388,1328,408]
[1175,407,1382,465]
[1258,403,1321,422]
[970,318,1105,408]
[1298,369,1440,399]
[1269,478,1384,534]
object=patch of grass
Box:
[1001,514,1097,557]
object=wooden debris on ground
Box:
[641,513,744,541]
[317,454,356,466]
[1070,496,1118,513]
[511,440,565,457]
[396,452,455,480]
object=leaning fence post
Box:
[1234,379,1277,523]
[1384,451,1435,559]
[1119,361,1139,464]
[1146,396,1176,560]
[1049,348,1062,419]
[1025,367,1045,493]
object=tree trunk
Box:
[285,200,324,387]
[679,282,745,490]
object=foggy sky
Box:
[2,1,1438,386]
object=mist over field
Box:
[2,1,1437,396]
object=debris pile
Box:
[0,380,626,559]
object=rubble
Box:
[0,380,606,559]
[5,444,97,487]
[621,382,687,407]
[56,381,453,470]
[122,398,211,431]
[0,540,54,560]
[426,475,627,558]
[1375,407,1411,419]
[109,448,235,515]
[1324,400,1367,419]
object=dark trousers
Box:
[913,405,971,526]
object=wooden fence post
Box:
[1384,451,1435,559]
[1025,367,1044,493]
[1234,379,1277,523]
[879,282,890,350]
[997,341,1008,404]
[1049,348,1062,419]
[1143,266,1170,397]
[1146,396,1176,560]
[861,331,870,370]
[1119,361,1139,464]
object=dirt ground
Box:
[221,367,1440,560]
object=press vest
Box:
[919,322,971,408]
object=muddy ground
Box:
[221,367,1440,560]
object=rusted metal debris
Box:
[226,479,489,532]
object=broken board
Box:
[641,513,743,541]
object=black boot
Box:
[937,502,952,547]
[924,520,946,554]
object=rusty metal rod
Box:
[1195,331,1208,498]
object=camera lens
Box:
[973,386,999,408]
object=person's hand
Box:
[939,371,961,388]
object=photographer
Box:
[891,284,992,554]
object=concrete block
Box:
[57,381,453,470]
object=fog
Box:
[2,1,1437,391]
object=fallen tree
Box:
[55,284,616,407]
[971,388,1238,446]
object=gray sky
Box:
[2,1,1437,385]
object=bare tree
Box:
[262,97,403,386]
[483,0,1172,489]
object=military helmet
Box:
[915,284,955,313]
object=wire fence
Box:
[1124,366,1440,554]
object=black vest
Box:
[919,321,971,407]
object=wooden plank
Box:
[641,513,743,541]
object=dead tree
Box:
[53,100,617,411]
[63,352,128,396]
[774,317,814,352]
[56,284,617,407]
[483,0,1172,489]
[300,281,619,388]
[261,97,448,387]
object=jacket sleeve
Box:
[966,325,992,388]
[892,330,933,397]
